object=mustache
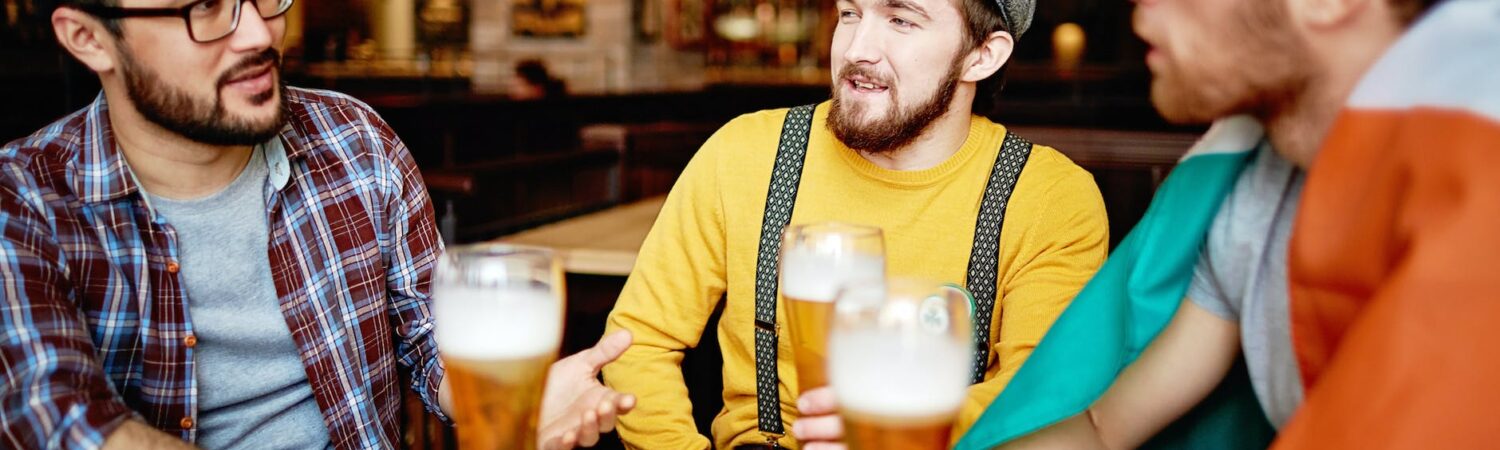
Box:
[837,64,893,87]
[217,49,282,88]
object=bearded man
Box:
[0,1,635,449]
[934,0,1489,449]
[601,0,1109,448]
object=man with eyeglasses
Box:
[0,1,634,449]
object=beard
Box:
[119,48,288,146]
[1147,0,1311,123]
[828,57,963,154]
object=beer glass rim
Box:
[441,242,556,261]
[833,275,973,337]
[784,221,883,239]
[434,243,562,290]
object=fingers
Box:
[794,388,844,444]
[578,330,633,373]
[615,393,637,415]
[803,443,849,450]
[578,391,633,447]
[593,392,619,433]
[792,414,845,442]
[577,408,602,447]
[797,386,839,415]
[539,430,577,450]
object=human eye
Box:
[839,9,859,23]
[191,0,226,16]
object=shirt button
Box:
[180,417,194,429]
[166,261,181,273]
[184,334,198,348]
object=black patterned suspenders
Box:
[963,132,1032,383]
[749,104,816,443]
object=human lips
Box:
[223,64,274,95]
[844,72,890,95]
[1136,29,1167,71]
[1146,46,1165,69]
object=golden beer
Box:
[434,244,564,450]
[785,294,835,391]
[843,410,954,450]
[779,239,883,394]
[445,354,554,450]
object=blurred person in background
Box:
[507,59,578,151]
[942,0,1500,449]
[602,0,1110,448]
[510,59,568,101]
[0,0,633,448]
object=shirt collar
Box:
[265,133,292,190]
[71,92,136,204]
[1179,115,1265,161]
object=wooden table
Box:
[497,196,667,276]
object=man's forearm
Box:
[102,420,197,450]
[1000,413,1111,450]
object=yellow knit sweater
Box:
[603,102,1108,449]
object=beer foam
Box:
[828,329,969,419]
[432,285,562,360]
[780,248,883,303]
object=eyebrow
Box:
[882,0,932,20]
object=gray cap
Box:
[995,0,1035,40]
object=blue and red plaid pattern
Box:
[1,87,447,450]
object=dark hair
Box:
[956,0,1029,115]
[515,59,568,98]
[515,60,551,86]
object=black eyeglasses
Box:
[73,0,295,43]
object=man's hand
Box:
[793,387,847,450]
[537,330,638,449]
[102,420,197,450]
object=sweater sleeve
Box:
[602,123,736,450]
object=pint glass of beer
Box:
[780,222,884,394]
[829,277,972,450]
[433,244,565,450]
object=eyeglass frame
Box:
[70,0,295,43]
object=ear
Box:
[960,30,1014,83]
[52,7,120,73]
[1287,0,1371,29]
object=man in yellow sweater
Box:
[602,0,1108,448]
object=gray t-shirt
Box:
[146,143,331,449]
[1187,145,1305,429]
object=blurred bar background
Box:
[1,1,1203,448]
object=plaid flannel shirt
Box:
[0,87,448,450]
